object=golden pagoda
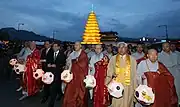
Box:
[81,5,102,44]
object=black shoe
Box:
[56,95,62,101]
[41,97,48,104]
[48,103,54,107]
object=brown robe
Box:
[62,50,88,107]
[105,55,137,107]
[144,62,178,107]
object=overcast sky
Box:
[0,0,180,41]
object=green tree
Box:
[0,32,10,40]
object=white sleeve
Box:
[88,57,94,75]
[158,53,163,63]
[177,53,180,65]
[65,55,72,71]
[17,48,25,58]
[137,61,147,85]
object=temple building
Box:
[81,10,102,44]
[100,31,119,43]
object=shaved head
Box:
[147,49,158,63]
[95,44,102,54]
[148,49,157,54]
[74,41,82,51]
[30,41,36,50]
[75,41,81,45]
[95,44,102,48]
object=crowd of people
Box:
[4,40,180,107]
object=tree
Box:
[0,32,10,40]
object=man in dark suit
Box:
[40,41,52,72]
[43,42,66,107]
[40,41,53,103]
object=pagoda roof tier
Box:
[82,40,101,42]
[86,21,98,24]
[85,24,99,27]
[83,37,101,39]
[87,19,97,21]
[84,27,100,30]
[88,15,97,18]
[81,42,102,44]
[83,33,101,36]
[84,29,100,33]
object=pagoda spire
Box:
[81,9,102,44]
[91,4,94,12]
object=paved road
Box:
[0,74,92,107]
[0,78,60,107]
[0,57,92,107]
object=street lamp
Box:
[17,23,24,31]
[52,30,58,41]
[158,25,168,40]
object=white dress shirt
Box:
[54,50,59,61]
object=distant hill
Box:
[0,27,50,41]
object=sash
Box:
[114,54,131,85]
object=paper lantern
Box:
[83,75,96,89]
[33,69,44,80]
[107,80,124,98]
[42,72,54,84]
[134,85,155,105]
[61,70,73,83]
[13,63,25,74]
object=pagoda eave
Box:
[81,42,102,45]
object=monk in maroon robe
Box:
[144,62,178,107]
[93,55,110,107]
[137,49,178,107]
[24,42,41,97]
[138,49,178,107]
[62,42,88,107]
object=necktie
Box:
[54,52,57,61]
[46,49,48,55]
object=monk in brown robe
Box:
[137,49,178,107]
[62,41,88,107]
[105,42,137,107]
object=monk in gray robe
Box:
[158,42,180,104]
[105,42,137,107]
